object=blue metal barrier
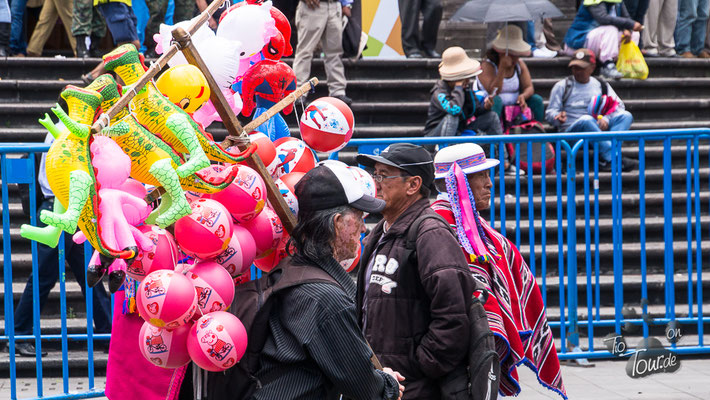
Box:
[1,144,107,400]
[2,129,710,399]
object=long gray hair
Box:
[290,205,353,263]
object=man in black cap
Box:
[355,144,476,399]
[252,161,404,400]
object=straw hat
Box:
[491,25,532,56]
[434,143,500,179]
[438,47,482,81]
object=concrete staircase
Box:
[2,2,710,374]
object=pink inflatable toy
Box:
[174,198,234,259]
[139,321,192,369]
[207,165,266,223]
[213,225,257,278]
[187,261,236,315]
[242,207,283,258]
[300,97,355,153]
[77,136,152,292]
[137,270,198,329]
[272,137,318,178]
[187,311,248,372]
[127,225,179,281]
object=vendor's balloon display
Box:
[139,322,192,369]
[187,311,248,372]
[175,199,234,259]
[187,261,236,314]
[127,225,179,281]
[272,137,318,178]
[213,226,257,278]
[137,270,198,329]
[300,97,354,153]
[208,165,266,223]
[243,206,284,258]
[156,64,211,114]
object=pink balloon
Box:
[139,321,192,369]
[137,270,198,330]
[242,207,283,258]
[207,165,267,223]
[213,225,257,278]
[187,311,248,372]
[174,198,234,259]
[127,225,179,281]
[187,261,235,314]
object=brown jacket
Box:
[356,198,475,399]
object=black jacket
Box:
[423,80,487,136]
[356,198,476,399]
[254,255,399,400]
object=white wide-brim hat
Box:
[434,143,500,179]
[439,46,483,81]
[491,24,532,56]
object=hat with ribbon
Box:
[434,143,500,179]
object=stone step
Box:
[3,76,710,106]
[1,57,709,82]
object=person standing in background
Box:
[674,0,710,57]
[642,0,678,56]
[292,0,353,105]
[398,0,441,58]
[26,0,76,56]
[0,0,10,56]
[72,0,106,57]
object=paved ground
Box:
[1,359,709,399]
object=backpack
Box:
[504,120,556,174]
[402,214,500,400]
[202,261,340,400]
[561,75,609,105]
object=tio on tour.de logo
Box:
[603,320,682,378]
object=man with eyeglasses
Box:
[355,143,476,399]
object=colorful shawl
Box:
[433,166,567,399]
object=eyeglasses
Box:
[371,173,406,183]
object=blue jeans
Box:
[566,112,633,162]
[14,199,112,336]
[9,0,27,54]
[675,0,710,54]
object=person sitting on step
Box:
[476,25,546,124]
[563,0,644,79]
[423,46,502,142]
[545,48,638,172]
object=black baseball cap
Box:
[356,143,435,187]
[295,162,386,214]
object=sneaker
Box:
[505,165,526,176]
[332,94,353,106]
[659,49,676,57]
[680,51,697,58]
[406,51,423,59]
[699,50,710,59]
[621,156,638,172]
[642,47,659,57]
[15,342,48,357]
[601,63,623,80]
[533,47,558,58]
[598,159,612,172]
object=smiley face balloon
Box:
[156,64,211,114]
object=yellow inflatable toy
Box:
[103,44,246,165]
[156,64,211,114]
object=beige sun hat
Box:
[438,47,482,81]
[491,25,532,56]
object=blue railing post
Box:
[566,140,580,349]
[662,137,676,321]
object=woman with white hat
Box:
[477,25,545,124]
[423,46,503,140]
[431,143,567,400]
